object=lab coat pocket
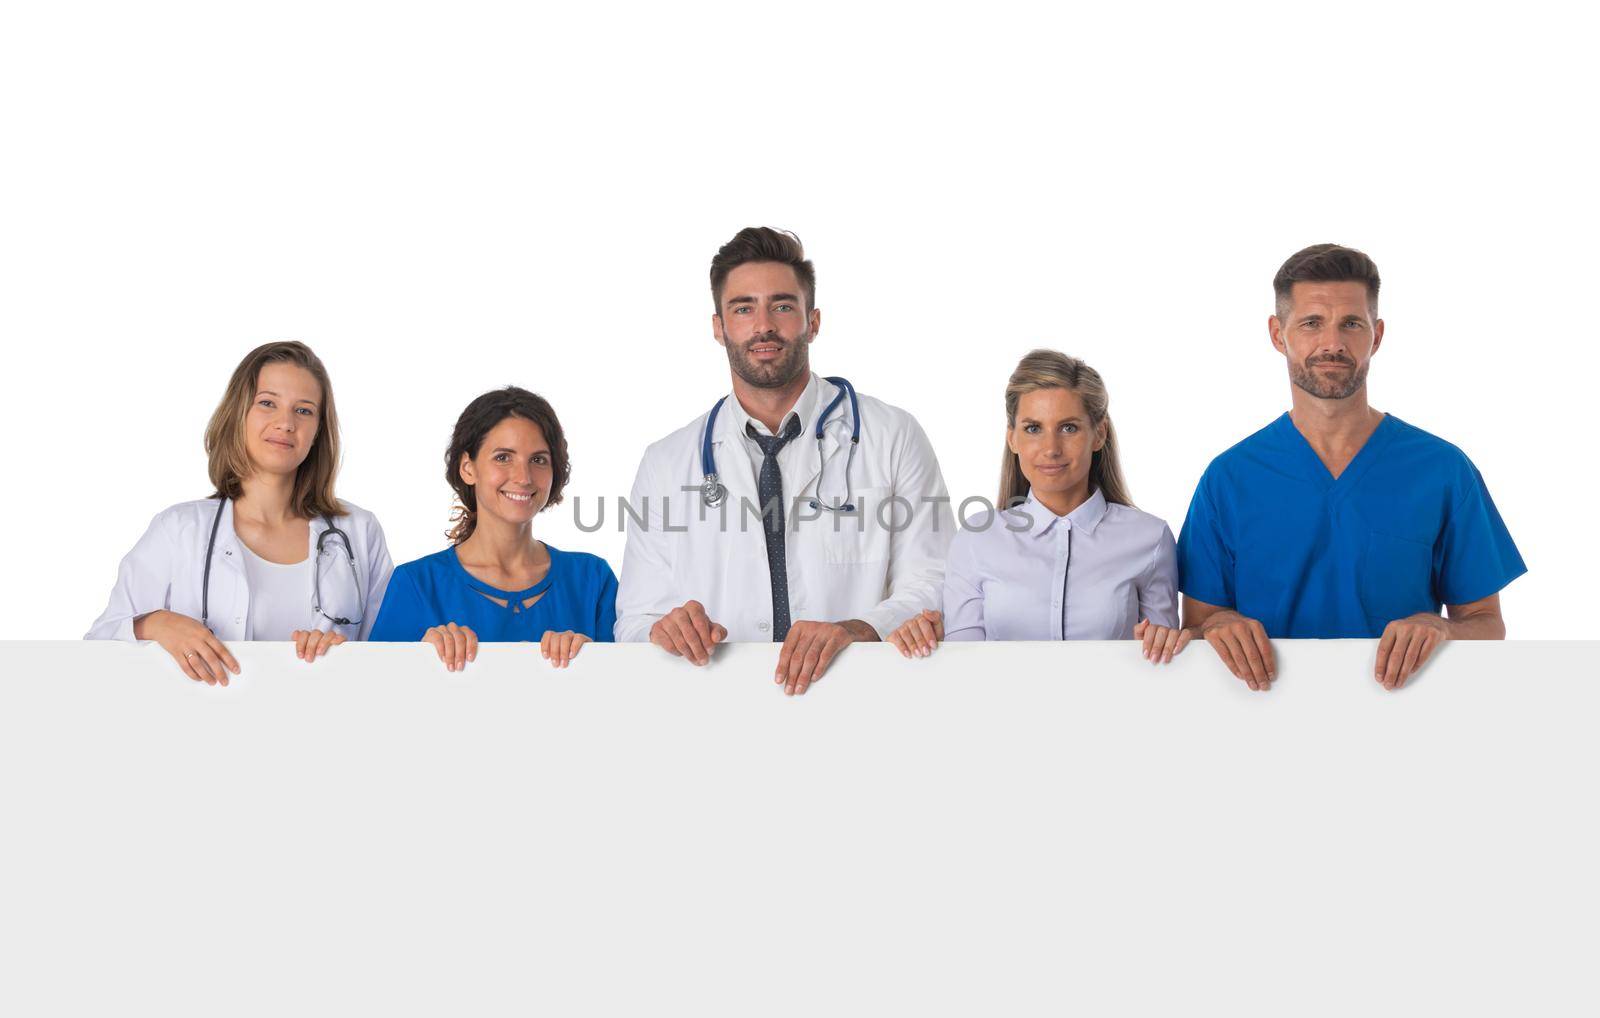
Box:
[819,487,894,564]
[1360,530,1436,626]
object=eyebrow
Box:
[492,447,550,456]
[725,293,801,306]
[1019,416,1083,425]
[255,389,319,406]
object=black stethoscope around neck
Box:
[200,496,364,631]
[699,375,862,512]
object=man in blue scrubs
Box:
[1176,244,1525,691]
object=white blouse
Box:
[943,489,1178,641]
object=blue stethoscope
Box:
[200,496,364,631]
[700,376,861,512]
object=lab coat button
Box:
[758,621,770,632]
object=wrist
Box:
[839,619,879,643]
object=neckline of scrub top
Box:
[447,542,561,608]
[1275,411,1398,492]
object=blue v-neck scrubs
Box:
[1176,413,1525,639]
[369,544,618,643]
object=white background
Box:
[2,1,1595,638]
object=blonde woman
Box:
[888,350,1185,662]
[87,341,392,684]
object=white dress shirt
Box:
[943,489,1178,641]
[615,373,954,642]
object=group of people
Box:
[86,229,1527,694]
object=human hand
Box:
[136,609,240,686]
[775,620,856,696]
[292,628,346,663]
[1375,612,1449,690]
[1134,618,1193,665]
[1198,610,1276,690]
[423,622,478,672]
[541,630,591,668]
[649,600,727,666]
[887,610,943,659]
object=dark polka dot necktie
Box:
[747,415,804,641]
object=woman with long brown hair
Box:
[888,349,1187,662]
[87,341,393,684]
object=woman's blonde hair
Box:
[999,348,1133,510]
[204,341,344,519]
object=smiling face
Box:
[458,415,553,529]
[712,261,819,390]
[1270,280,1385,401]
[245,361,323,478]
[1006,387,1105,508]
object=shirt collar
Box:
[1021,486,1109,538]
[725,372,823,441]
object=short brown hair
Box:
[205,341,344,519]
[1273,243,1381,318]
[445,386,570,544]
[709,227,816,314]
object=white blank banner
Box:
[2,639,1597,1016]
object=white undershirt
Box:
[238,543,315,640]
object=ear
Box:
[711,313,726,347]
[806,306,821,341]
[1094,420,1108,452]
[458,451,477,486]
[1005,425,1017,455]
[1371,317,1385,355]
[1268,315,1287,355]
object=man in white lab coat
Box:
[614,227,954,695]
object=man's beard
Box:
[724,327,810,390]
[1290,354,1368,400]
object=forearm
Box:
[1443,611,1505,640]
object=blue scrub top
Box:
[369,543,618,643]
[1176,413,1525,638]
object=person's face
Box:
[245,362,322,478]
[1006,387,1104,503]
[458,416,553,529]
[1269,280,1385,401]
[712,261,820,390]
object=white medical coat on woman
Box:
[85,498,393,642]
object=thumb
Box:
[1134,619,1149,637]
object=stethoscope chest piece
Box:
[701,475,727,509]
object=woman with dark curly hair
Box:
[369,387,617,670]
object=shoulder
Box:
[1102,502,1174,542]
[952,503,1026,554]
[391,547,457,580]
[1205,416,1287,473]
[633,409,710,480]
[852,388,927,438]
[330,499,385,535]
[548,545,618,583]
[144,498,224,537]
[1382,415,1477,470]
[650,409,712,456]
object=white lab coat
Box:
[85,498,393,642]
[615,374,954,642]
